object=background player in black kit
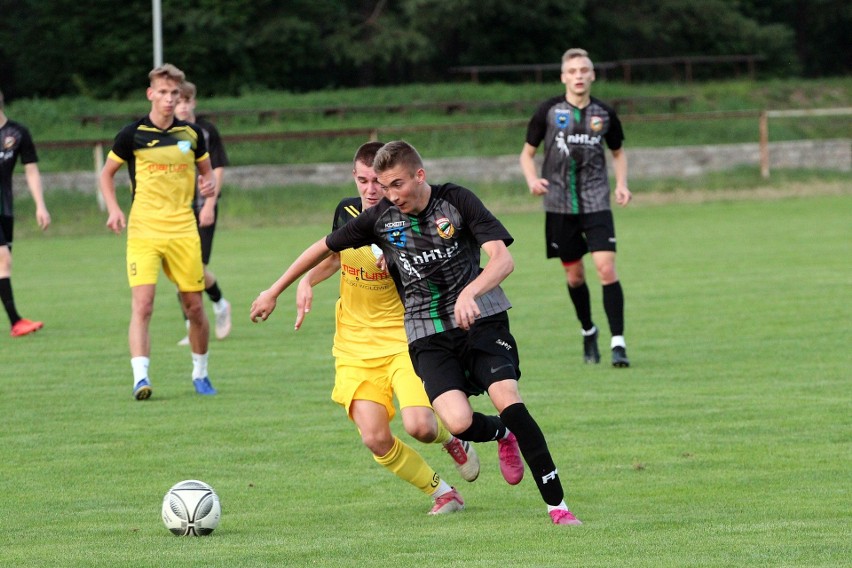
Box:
[519,48,633,368]
[174,81,232,345]
[0,88,51,337]
[251,140,582,525]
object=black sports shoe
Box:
[583,328,601,364]
[611,346,630,367]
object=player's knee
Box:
[182,296,205,322]
[360,429,393,456]
[405,420,437,443]
[598,268,618,285]
[439,413,473,436]
[564,264,585,287]
[401,408,438,442]
[0,248,12,272]
[131,299,155,320]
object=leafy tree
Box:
[582,0,796,79]
[0,0,843,99]
[739,0,851,76]
[0,0,150,99]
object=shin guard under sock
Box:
[0,277,21,325]
[206,282,223,303]
[568,282,594,331]
[602,281,625,337]
[500,402,564,506]
[374,437,441,496]
[456,412,507,443]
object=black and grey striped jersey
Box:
[0,120,38,217]
[525,95,624,215]
[326,183,513,342]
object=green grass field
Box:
[1,192,849,567]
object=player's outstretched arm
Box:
[250,237,332,323]
[295,253,341,330]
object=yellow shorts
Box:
[331,351,431,421]
[126,235,204,291]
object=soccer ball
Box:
[161,479,221,536]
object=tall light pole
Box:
[152,0,163,67]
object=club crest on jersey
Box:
[589,116,603,132]
[177,140,191,153]
[554,109,571,130]
[385,229,407,248]
[3,136,16,150]
[435,217,455,239]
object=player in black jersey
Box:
[252,141,582,525]
[0,89,51,337]
[520,48,632,367]
[173,81,231,346]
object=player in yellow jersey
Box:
[293,142,479,514]
[99,64,218,400]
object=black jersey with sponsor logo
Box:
[0,120,38,217]
[525,95,624,215]
[191,116,229,212]
[326,183,513,342]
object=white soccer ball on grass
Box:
[161,479,221,536]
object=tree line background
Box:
[0,0,849,101]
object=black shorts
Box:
[545,210,616,262]
[0,216,13,248]
[194,204,218,265]
[408,312,521,402]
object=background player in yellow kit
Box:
[99,64,218,399]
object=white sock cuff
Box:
[547,501,568,513]
[432,480,453,498]
[131,356,150,383]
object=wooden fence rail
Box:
[72,95,692,128]
[450,54,766,83]
[40,107,850,185]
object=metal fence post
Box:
[94,142,106,210]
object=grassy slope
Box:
[8,77,851,171]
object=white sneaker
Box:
[213,299,232,340]
[443,437,480,482]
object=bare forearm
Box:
[463,241,514,299]
[266,239,333,298]
[611,148,628,188]
[24,164,46,208]
[303,254,341,287]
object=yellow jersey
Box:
[107,116,209,239]
[331,198,408,359]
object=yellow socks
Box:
[374,437,443,496]
[433,414,453,445]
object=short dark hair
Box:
[179,81,197,100]
[353,141,385,168]
[373,140,423,176]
